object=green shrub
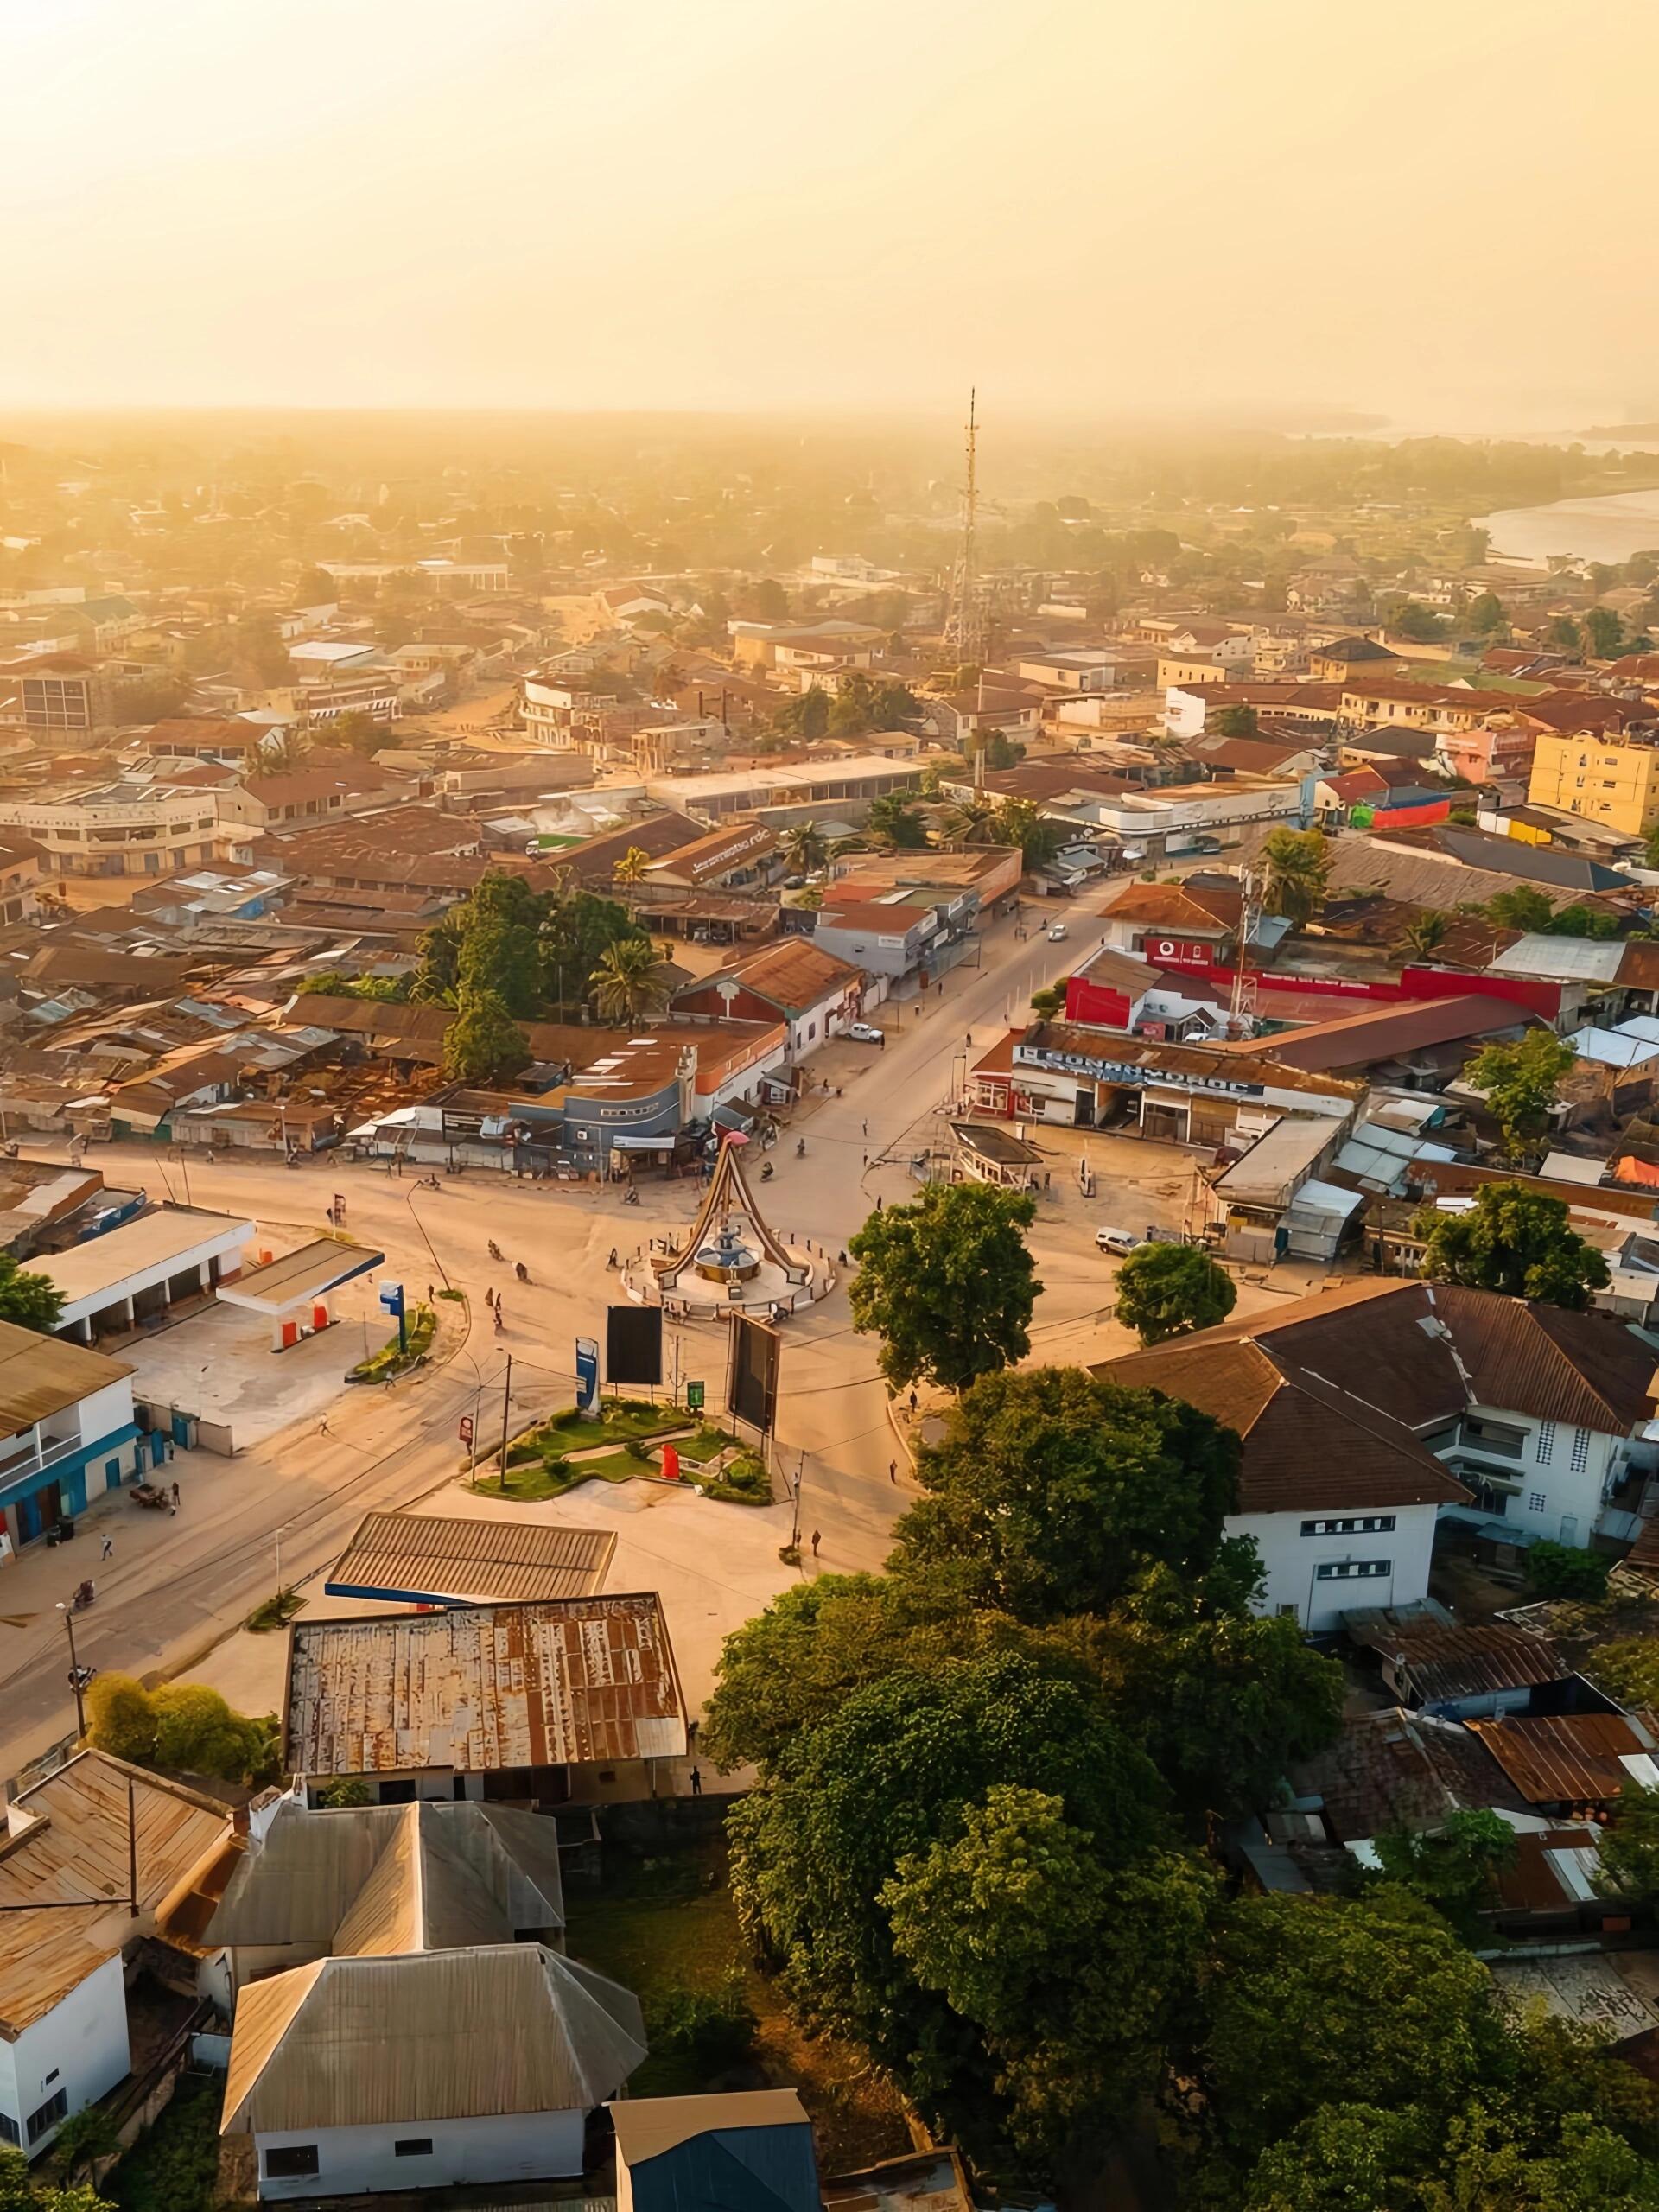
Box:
[1523,1539,1611,1601]
[643,1968,756,2072]
[316,1777,372,1808]
[105,2069,221,2212]
[1586,1635,1659,1709]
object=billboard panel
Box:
[607,1304,664,1387]
[728,1315,780,1435]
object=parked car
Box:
[1096,1226,1142,1255]
[1047,923,1068,941]
[845,1022,886,1044]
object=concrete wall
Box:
[1230,1502,1440,1632]
[0,1953,130,2155]
[253,2108,586,2200]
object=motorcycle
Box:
[514,1262,529,1283]
[607,1249,620,1268]
[487,1240,504,1262]
[71,1580,95,1611]
[795,1139,806,1159]
[760,1161,774,1181]
[624,1186,640,1206]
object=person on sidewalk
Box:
[810,1529,822,1558]
[100,1533,113,1560]
[888,1460,897,1484]
[690,1765,702,1797]
[170,1480,180,1510]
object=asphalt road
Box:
[0,893,1121,1775]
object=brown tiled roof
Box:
[690,938,863,1015]
[1098,1278,1659,1510]
[1100,1330,1468,1515]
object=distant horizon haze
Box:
[3,0,1656,430]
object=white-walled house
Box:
[0,1321,146,1553]
[1100,1280,1659,1629]
[0,1753,229,2158]
[222,1945,645,2201]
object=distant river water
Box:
[1481,486,1659,565]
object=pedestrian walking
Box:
[810,1529,821,1558]
[861,1120,868,1137]
[888,1459,897,1484]
[165,1438,175,1463]
[908,1389,918,1414]
[862,1153,868,1167]
[690,1765,702,1797]
[170,1480,180,1510]
[100,1533,113,1560]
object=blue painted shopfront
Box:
[1,1423,143,1545]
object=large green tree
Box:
[1113,1240,1236,1345]
[1197,1888,1510,2171]
[892,1367,1238,1622]
[539,889,647,1014]
[442,988,531,1085]
[1417,1179,1609,1306]
[866,793,929,848]
[727,1650,1169,2149]
[882,1786,1217,2161]
[849,1182,1039,1393]
[1462,1033,1577,1160]
[0,1255,63,1335]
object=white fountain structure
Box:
[626,1135,831,1316]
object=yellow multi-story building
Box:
[1529,729,1659,836]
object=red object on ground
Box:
[662,1444,681,1481]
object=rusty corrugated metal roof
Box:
[1468,1712,1658,1805]
[283,1593,687,1777]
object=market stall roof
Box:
[218,1237,383,1315]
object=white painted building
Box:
[0,1753,229,2158]
[35,1205,252,1344]
[1099,1278,1659,1627]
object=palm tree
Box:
[592,936,676,1024]
[1402,909,1449,959]
[782,822,829,875]
[611,846,652,887]
[1260,827,1332,928]
[943,795,1001,847]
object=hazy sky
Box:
[3,0,1656,429]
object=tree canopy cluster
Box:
[1417,1179,1609,1306]
[773,673,918,741]
[709,1359,1659,2198]
[396,868,657,1083]
[86,1673,279,1786]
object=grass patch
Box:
[696,1450,773,1506]
[436,1285,467,1302]
[470,1457,581,1502]
[539,1397,686,1446]
[566,1837,907,2164]
[347,1300,437,1382]
[105,2069,221,2212]
[245,1588,303,1634]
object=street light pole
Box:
[58,1601,85,1738]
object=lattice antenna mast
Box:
[942,390,985,665]
[1229,866,1262,1035]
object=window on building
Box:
[0,2111,18,2146]
[1300,1515,1396,1536]
[264,2146,321,2179]
[1315,1559,1391,1581]
[1537,1421,1556,1465]
[1529,1491,1547,1514]
[394,2139,435,2158]
[1570,1427,1592,1473]
[26,2089,67,2145]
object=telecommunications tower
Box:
[941,389,987,666]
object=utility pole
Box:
[58,1601,85,1738]
[499,1353,513,1491]
[942,390,985,668]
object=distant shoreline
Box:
[1481,484,1659,565]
